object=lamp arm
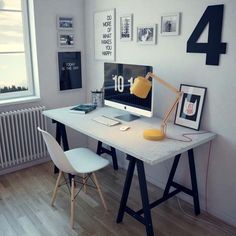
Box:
[145,72,182,135]
[162,92,182,126]
[146,72,179,94]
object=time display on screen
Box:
[112,75,134,93]
[104,63,152,112]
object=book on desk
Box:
[70,104,96,114]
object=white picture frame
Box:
[94,9,115,61]
[57,16,74,30]
[58,32,74,47]
[160,12,180,36]
[137,24,157,44]
[120,14,133,41]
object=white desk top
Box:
[43,106,216,165]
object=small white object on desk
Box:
[120,126,130,131]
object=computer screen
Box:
[104,63,153,120]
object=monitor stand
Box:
[115,114,140,122]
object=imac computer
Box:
[104,63,153,121]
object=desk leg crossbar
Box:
[117,149,200,236]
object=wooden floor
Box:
[0,162,235,236]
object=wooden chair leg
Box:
[51,170,63,206]
[70,178,75,228]
[92,173,108,211]
[83,174,87,193]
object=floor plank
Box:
[0,162,235,236]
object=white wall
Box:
[84,0,236,227]
[33,0,89,148]
[0,0,88,148]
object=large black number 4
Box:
[187,5,227,66]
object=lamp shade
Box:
[130,76,152,99]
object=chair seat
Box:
[65,148,109,174]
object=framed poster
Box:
[57,16,74,30]
[174,84,207,130]
[58,52,82,91]
[94,9,115,61]
[160,13,180,36]
[58,33,74,47]
[137,24,157,44]
[120,14,133,41]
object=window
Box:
[0,0,39,104]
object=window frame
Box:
[0,0,40,105]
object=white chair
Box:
[38,127,109,228]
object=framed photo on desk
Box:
[174,84,207,130]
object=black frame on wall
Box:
[58,51,82,91]
[174,84,207,130]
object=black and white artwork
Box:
[120,14,133,41]
[58,52,82,91]
[94,9,115,61]
[137,24,156,44]
[57,16,74,30]
[161,13,180,36]
[174,84,207,130]
[58,33,74,47]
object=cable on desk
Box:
[166,131,209,142]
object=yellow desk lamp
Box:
[130,72,182,141]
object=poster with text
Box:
[94,9,115,61]
[58,52,82,91]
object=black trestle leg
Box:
[116,155,136,223]
[136,160,154,236]
[54,121,73,184]
[188,149,200,215]
[111,146,118,170]
[54,121,61,174]
[96,140,102,155]
[96,141,118,170]
[163,154,181,197]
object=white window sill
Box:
[0,96,41,106]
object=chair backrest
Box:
[38,127,75,173]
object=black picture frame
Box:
[174,84,207,130]
[58,51,82,91]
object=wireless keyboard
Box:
[93,115,121,126]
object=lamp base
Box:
[143,129,165,141]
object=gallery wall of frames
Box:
[93,5,226,66]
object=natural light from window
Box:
[0,0,39,104]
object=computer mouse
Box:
[120,125,130,131]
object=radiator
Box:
[0,106,48,172]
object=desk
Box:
[43,106,215,236]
